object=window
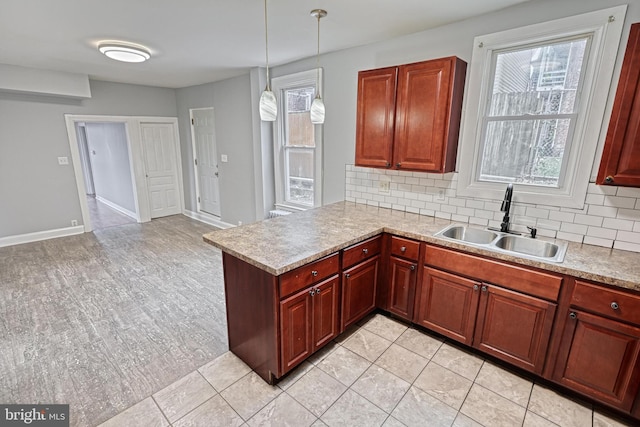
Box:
[457,6,626,208]
[272,69,323,210]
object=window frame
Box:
[456,6,626,208]
[272,69,324,211]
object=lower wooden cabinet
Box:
[414,267,479,345]
[474,284,556,375]
[342,256,379,330]
[280,275,339,374]
[387,256,418,320]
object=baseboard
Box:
[183,209,235,229]
[0,225,85,248]
[95,196,138,220]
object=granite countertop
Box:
[203,201,640,292]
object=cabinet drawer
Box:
[425,245,562,301]
[342,235,382,268]
[390,236,420,260]
[572,280,640,325]
[279,253,340,298]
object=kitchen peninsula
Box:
[204,201,640,418]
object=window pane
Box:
[286,87,315,147]
[479,119,571,187]
[285,148,314,206]
[489,38,588,116]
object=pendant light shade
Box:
[260,0,277,121]
[310,9,327,124]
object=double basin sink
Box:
[434,224,568,263]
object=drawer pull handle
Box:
[311,270,318,277]
[611,302,619,310]
[410,265,416,271]
[400,246,406,252]
[569,312,577,319]
[473,284,479,291]
[362,248,368,255]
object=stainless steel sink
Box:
[434,224,568,263]
[440,225,498,244]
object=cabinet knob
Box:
[481,285,488,292]
[611,301,619,310]
[569,312,577,319]
[386,162,391,168]
[309,289,316,296]
[410,265,416,271]
[362,248,368,255]
[311,270,318,277]
[396,162,401,168]
[345,273,351,278]
[315,288,321,295]
[605,176,614,184]
[400,246,406,252]
[473,284,479,291]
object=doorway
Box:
[190,108,221,217]
[65,115,184,232]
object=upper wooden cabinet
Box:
[597,23,640,187]
[355,56,467,173]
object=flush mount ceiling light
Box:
[310,9,327,124]
[259,0,277,121]
[98,42,151,63]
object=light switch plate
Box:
[221,154,228,162]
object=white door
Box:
[141,123,181,218]
[191,108,221,216]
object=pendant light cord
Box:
[316,13,321,98]
[264,0,271,90]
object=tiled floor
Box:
[99,314,633,427]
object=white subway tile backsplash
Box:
[344,165,640,253]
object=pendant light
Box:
[259,0,277,121]
[310,9,327,124]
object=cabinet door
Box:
[393,57,464,172]
[355,67,398,168]
[280,288,312,374]
[474,284,556,375]
[597,23,640,187]
[313,275,340,349]
[414,267,480,345]
[553,310,640,411]
[342,256,379,330]
[387,256,418,321]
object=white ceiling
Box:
[1,0,532,89]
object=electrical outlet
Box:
[221,154,228,163]
[378,180,390,193]
[58,156,69,165]
[71,220,78,226]
[436,189,446,201]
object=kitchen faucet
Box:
[500,183,513,233]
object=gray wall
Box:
[176,74,256,226]
[85,122,135,213]
[271,0,639,205]
[0,80,176,237]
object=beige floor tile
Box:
[317,346,371,386]
[413,362,472,410]
[460,384,526,427]
[173,395,244,427]
[391,386,458,427]
[307,342,339,365]
[453,413,484,427]
[320,389,388,427]
[527,384,592,427]
[152,371,216,423]
[381,416,405,426]
[98,397,168,427]
[286,367,347,417]
[342,328,392,362]
[593,411,636,427]
[431,343,484,381]
[198,351,251,392]
[523,410,559,427]
[220,372,282,421]
[247,393,317,427]
[311,420,328,426]
[333,324,359,344]
[359,313,409,342]
[395,328,443,360]
[375,343,428,383]
[474,362,532,407]
[351,365,410,413]
[277,361,314,391]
